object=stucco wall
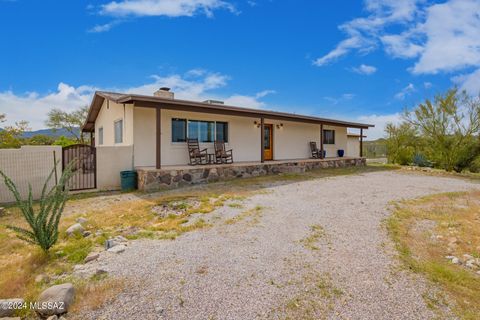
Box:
[96,146,134,190]
[95,100,134,147]
[347,136,360,157]
[131,107,350,166]
[0,146,62,203]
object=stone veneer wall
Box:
[137,158,366,192]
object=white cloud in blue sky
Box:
[315,0,480,93]
[351,64,377,75]
[90,0,237,32]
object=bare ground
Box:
[72,171,479,320]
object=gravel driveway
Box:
[76,171,478,320]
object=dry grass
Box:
[300,225,325,251]
[275,270,343,320]
[387,190,480,319]
[69,278,126,314]
[224,205,264,225]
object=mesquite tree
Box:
[0,162,74,252]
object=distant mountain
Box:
[21,128,79,138]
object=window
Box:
[98,127,104,145]
[187,120,214,143]
[114,119,123,144]
[172,118,229,143]
[216,121,228,142]
[323,129,335,144]
[172,118,187,142]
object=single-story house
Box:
[81,88,373,190]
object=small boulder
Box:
[95,268,108,276]
[105,239,120,250]
[451,257,460,265]
[76,217,88,224]
[107,244,126,254]
[466,259,476,269]
[82,231,92,237]
[66,223,84,236]
[84,252,100,263]
[36,283,75,316]
[0,298,24,317]
[47,315,58,320]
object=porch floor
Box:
[136,156,363,171]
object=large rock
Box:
[66,223,84,236]
[0,298,24,317]
[36,283,75,316]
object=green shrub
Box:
[0,162,74,253]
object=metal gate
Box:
[62,144,96,191]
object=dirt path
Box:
[75,171,478,320]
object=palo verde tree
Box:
[45,106,88,144]
[0,114,30,149]
[384,122,420,165]
[403,89,480,172]
[0,163,74,253]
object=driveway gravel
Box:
[74,171,478,320]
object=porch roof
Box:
[82,91,374,132]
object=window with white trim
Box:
[98,127,104,145]
[114,119,123,144]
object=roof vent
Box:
[154,87,174,99]
[203,99,224,105]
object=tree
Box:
[385,122,419,165]
[0,114,30,149]
[28,134,55,146]
[53,136,76,147]
[0,163,74,253]
[404,89,480,171]
[45,106,88,143]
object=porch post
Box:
[90,132,94,147]
[156,107,161,169]
[260,117,265,163]
[360,128,364,158]
[320,123,324,159]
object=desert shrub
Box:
[412,153,432,167]
[0,162,74,252]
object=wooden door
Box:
[263,124,273,160]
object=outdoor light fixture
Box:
[253,121,261,128]
[276,123,284,129]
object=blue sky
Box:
[1,0,480,139]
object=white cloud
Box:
[88,20,123,33]
[0,83,95,130]
[323,93,356,105]
[314,0,420,66]
[351,64,377,75]
[413,0,480,74]
[394,83,415,100]
[0,70,273,130]
[423,81,432,89]
[100,0,236,17]
[314,0,480,90]
[452,68,480,95]
[356,113,403,140]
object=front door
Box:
[263,124,273,161]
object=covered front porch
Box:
[136,156,366,191]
